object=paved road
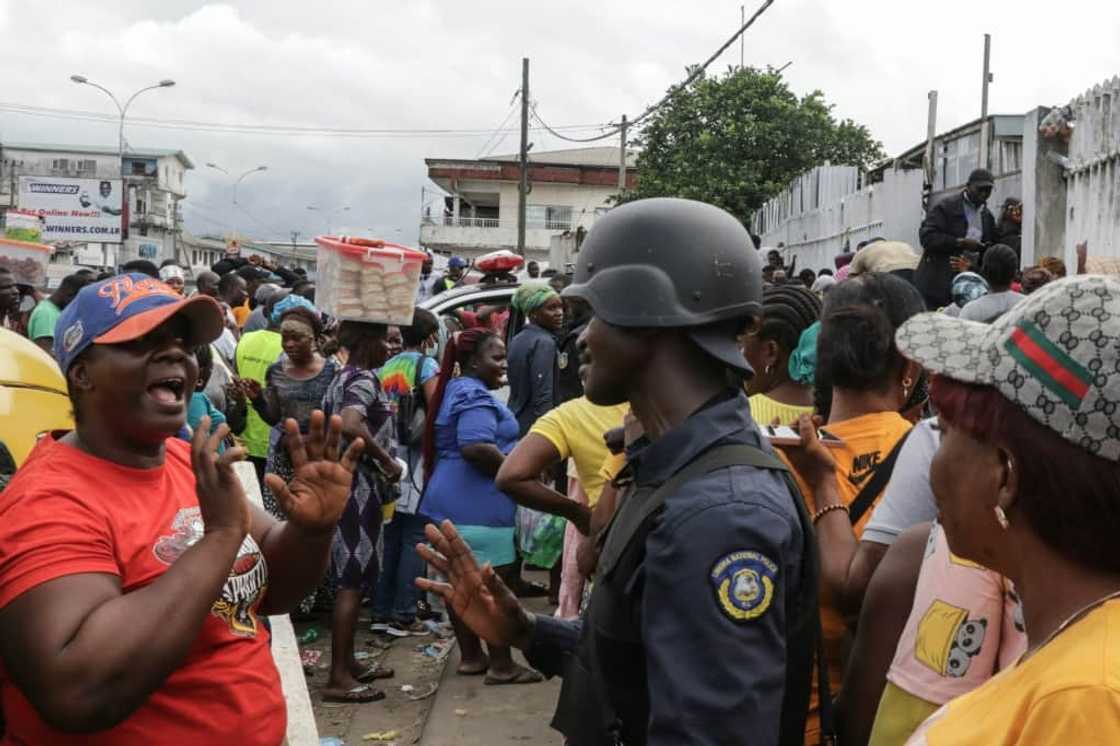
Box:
[419,596,563,746]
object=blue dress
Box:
[421,376,519,565]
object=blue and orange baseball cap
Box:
[54,273,225,373]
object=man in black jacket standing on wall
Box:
[915,168,998,309]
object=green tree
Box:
[623,67,886,226]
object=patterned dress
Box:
[260,359,338,519]
[322,366,398,594]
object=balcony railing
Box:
[421,215,573,231]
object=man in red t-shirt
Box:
[0,273,365,744]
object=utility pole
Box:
[924,90,939,209]
[979,33,992,170]
[290,230,300,251]
[740,6,745,69]
[517,57,530,255]
[618,115,629,191]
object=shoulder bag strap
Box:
[847,429,912,527]
[596,444,788,581]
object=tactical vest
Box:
[551,444,825,746]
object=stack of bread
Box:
[317,239,423,326]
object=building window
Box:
[77,159,96,174]
[51,158,69,172]
[527,205,573,230]
[131,161,147,176]
[998,141,1022,175]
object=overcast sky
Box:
[1,0,1117,245]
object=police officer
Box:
[418,198,821,746]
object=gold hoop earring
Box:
[994,506,1010,530]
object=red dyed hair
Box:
[421,328,499,483]
[930,375,1120,573]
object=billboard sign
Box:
[18,176,124,243]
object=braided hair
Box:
[758,284,822,357]
[421,327,500,482]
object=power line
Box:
[531,0,776,143]
[0,101,609,139]
[475,91,521,158]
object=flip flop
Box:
[514,580,550,598]
[321,684,386,703]
[484,667,545,686]
[355,664,395,683]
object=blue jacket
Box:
[527,392,812,746]
[506,323,558,436]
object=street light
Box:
[69,75,176,175]
[307,205,350,235]
[208,163,268,206]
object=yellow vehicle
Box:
[0,328,72,478]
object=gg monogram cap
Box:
[54,273,224,372]
[896,275,1120,461]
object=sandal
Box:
[484,666,545,686]
[513,579,550,598]
[355,664,395,683]
[321,684,386,703]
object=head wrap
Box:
[271,293,316,324]
[159,265,185,282]
[787,321,820,386]
[512,282,559,316]
[950,272,989,309]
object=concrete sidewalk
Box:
[418,598,563,746]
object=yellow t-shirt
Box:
[908,600,1120,745]
[529,398,628,507]
[748,392,814,427]
[599,451,627,484]
[777,410,913,743]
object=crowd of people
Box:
[1,180,1119,746]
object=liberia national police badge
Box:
[710,550,777,622]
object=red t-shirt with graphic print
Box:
[0,436,285,746]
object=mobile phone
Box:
[763,425,803,446]
[762,424,845,447]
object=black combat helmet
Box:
[564,198,763,374]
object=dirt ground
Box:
[298,575,563,745]
[298,611,451,745]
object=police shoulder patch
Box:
[710,550,778,622]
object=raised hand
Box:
[191,417,250,538]
[416,521,533,648]
[266,411,364,534]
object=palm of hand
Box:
[281,461,352,532]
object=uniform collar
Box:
[628,391,759,487]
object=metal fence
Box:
[1065,77,1120,259]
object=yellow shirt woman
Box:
[748,392,813,427]
[907,600,1120,745]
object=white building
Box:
[181,232,317,276]
[419,146,637,263]
[0,141,193,270]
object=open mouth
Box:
[148,376,187,406]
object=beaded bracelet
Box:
[811,503,850,524]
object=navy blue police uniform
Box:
[525,391,818,746]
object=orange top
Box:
[778,410,912,744]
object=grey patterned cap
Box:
[896,275,1120,461]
